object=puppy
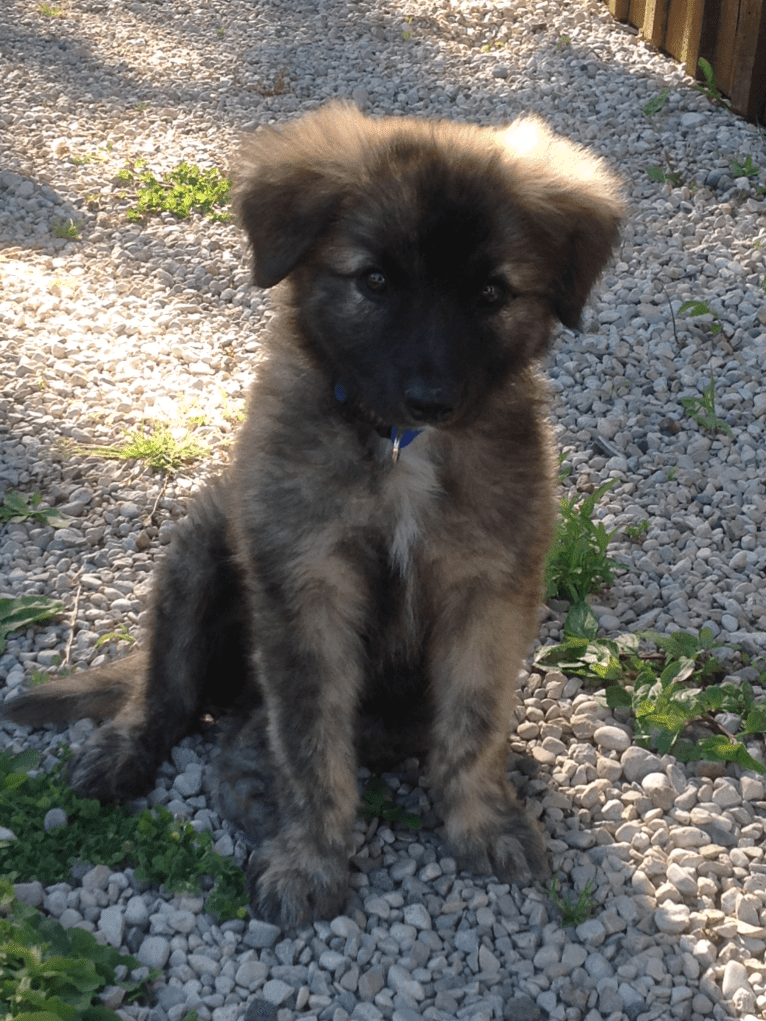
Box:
[5,103,624,927]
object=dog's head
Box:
[235,103,625,430]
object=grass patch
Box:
[544,478,624,606]
[362,778,421,830]
[121,161,231,222]
[1,491,67,529]
[0,748,248,921]
[38,1,66,15]
[83,422,209,474]
[545,876,597,927]
[53,218,82,240]
[536,613,766,774]
[680,377,733,437]
[0,596,63,656]
[0,877,157,1021]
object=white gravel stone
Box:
[654,904,691,934]
[124,896,150,928]
[98,906,125,948]
[592,731,629,755]
[641,772,675,810]
[137,936,171,969]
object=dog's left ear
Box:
[234,104,368,289]
[501,118,626,330]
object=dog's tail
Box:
[2,651,147,725]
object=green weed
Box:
[730,155,759,179]
[0,596,63,656]
[362,778,421,830]
[624,519,649,542]
[53,219,81,240]
[1,491,67,528]
[38,1,65,15]
[544,479,625,606]
[536,616,766,774]
[0,748,248,921]
[695,58,730,106]
[94,624,136,649]
[680,377,733,437]
[642,88,670,118]
[546,876,597,927]
[0,877,157,1021]
[678,299,723,336]
[646,165,682,188]
[70,144,111,165]
[122,161,231,222]
[83,422,209,474]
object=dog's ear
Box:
[234,104,368,289]
[235,164,341,289]
[501,117,626,329]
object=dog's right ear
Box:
[234,104,367,289]
[235,158,341,289]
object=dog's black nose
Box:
[404,383,458,423]
[405,397,455,423]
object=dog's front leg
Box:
[427,586,550,886]
[237,549,368,927]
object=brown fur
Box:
[4,104,624,927]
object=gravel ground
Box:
[2,1,766,1020]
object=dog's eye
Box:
[360,269,388,296]
[477,281,507,308]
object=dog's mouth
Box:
[335,380,464,436]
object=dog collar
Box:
[334,383,422,463]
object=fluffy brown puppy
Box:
[4,103,624,927]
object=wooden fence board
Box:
[603,0,766,120]
[607,1,630,17]
[644,0,671,45]
[727,0,766,119]
[630,0,648,25]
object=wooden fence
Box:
[605,0,766,122]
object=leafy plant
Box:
[1,491,67,528]
[624,519,649,542]
[695,58,730,107]
[544,479,625,605]
[83,422,208,473]
[642,88,670,118]
[680,377,733,437]
[730,155,759,179]
[646,165,681,187]
[53,218,82,240]
[362,778,421,830]
[546,876,597,926]
[0,877,158,1021]
[38,1,65,15]
[123,161,230,222]
[0,749,248,921]
[71,146,110,166]
[557,33,571,49]
[678,299,724,336]
[95,624,136,649]
[536,616,766,774]
[0,596,63,655]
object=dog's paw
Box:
[212,709,280,847]
[67,726,158,801]
[246,840,349,928]
[450,804,550,887]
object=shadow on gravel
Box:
[0,170,84,253]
